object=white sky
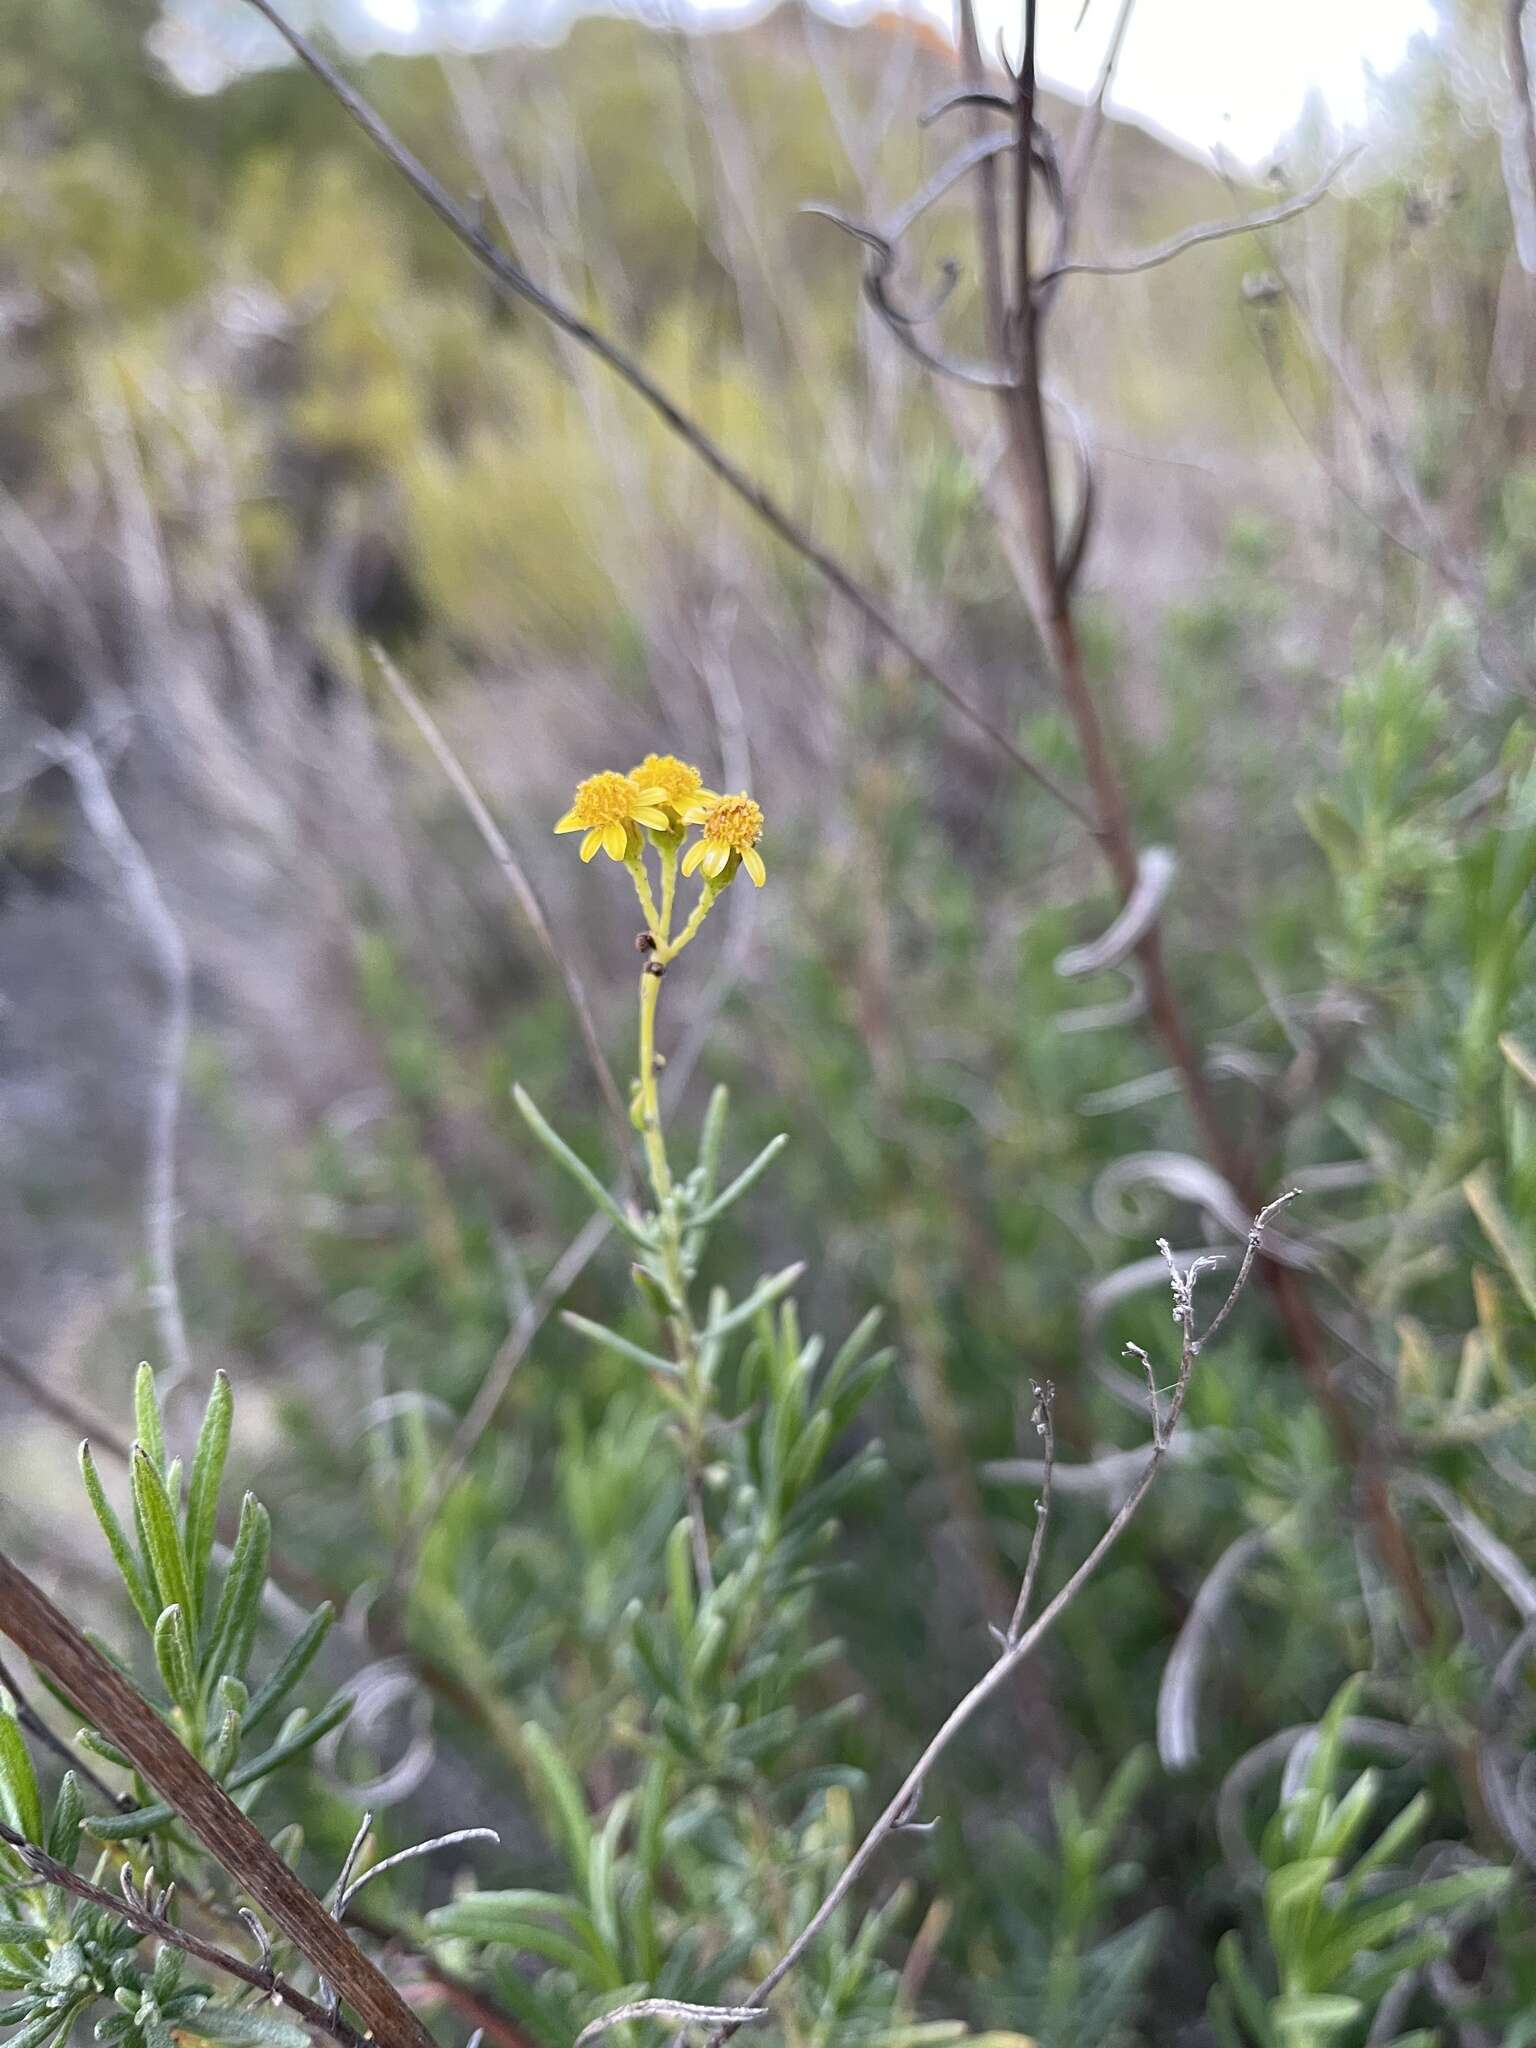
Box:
[953,0,1439,160]
[357,0,1439,161]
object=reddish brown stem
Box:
[995,4,1438,1650]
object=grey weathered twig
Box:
[1003,1381,1055,1646]
[38,733,194,1395]
[706,1230,1262,2044]
[230,0,1094,830]
[576,2001,765,2048]
[1036,153,1356,286]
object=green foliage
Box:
[1211,1683,1508,2048]
[0,1723,309,2048]
[74,1371,339,1841]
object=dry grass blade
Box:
[368,643,632,1166]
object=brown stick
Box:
[979,2,1438,1648]
[0,1551,435,2048]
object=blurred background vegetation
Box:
[3,0,1536,2042]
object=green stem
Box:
[661,880,720,962]
[658,839,680,944]
[638,967,672,1202]
[628,850,662,933]
[634,961,714,1589]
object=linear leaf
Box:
[78,1444,156,1634]
[513,1087,648,1242]
[243,1604,334,1737]
[131,1447,194,1625]
[185,1373,233,1621]
[134,1363,166,1473]
[204,1494,270,1682]
[0,1712,43,1846]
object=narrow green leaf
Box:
[513,1086,648,1242]
[78,1443,156,1633]
[243,1604,334,1736]
[204,1494,270,1683]
[44,1774,82,1869]
[560,1314,681,1379]
[696,1084,729,1203]
[185,2005,313,2048]
[185,1373,234,1620]
[664,1520,696,1645]
[131,1447,195,1625]
[153,1606,198,1718]
[134,1364,166,1473]
[704,1264,806,1342]
[1464,1167,1536,1321]
[1340,1792,1430,1897]
[1214,1933,1277,2048]
[4,1996,92,2048]
[0,1712,43,1846]
[688,1134,788,1229]
[521,1723,593,1871]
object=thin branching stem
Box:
[1003,1381,1054,1646]
[708,1234,1260,2043]
[1037,154,1356,286]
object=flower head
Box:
[555,771,672,864]
[629,753,717,823]
[682,791,766,888]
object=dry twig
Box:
[704,1227,1265,2043]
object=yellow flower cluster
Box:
[556,754,766,888]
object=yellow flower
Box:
[682,791,766,888]
[629,753,718,822]
[555,771,672,863]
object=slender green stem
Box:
[658,839,680,943]
[628,851,662,933]
[638,968,672,1201]
[634,960,714,1590]
[662,881,720,962]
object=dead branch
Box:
[1037,153,1356,288]
[706,1227,1262,2044]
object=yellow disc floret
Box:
[555,770,672,863]
[629,753,717,819]
[682,791,767,888]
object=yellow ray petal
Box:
[742,847,766,887]
[703,841,730,879]
[554,809,583,833]
[602,821,629,860]
[681,839,705,876]
[633,806,672,830]
[580,828,603,862]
